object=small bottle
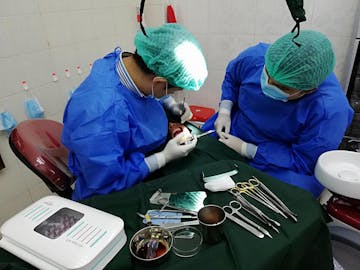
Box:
[75,65,83,86]
[65,69,76,98]
[52,72,58,82]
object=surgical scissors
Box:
[224,201,272,238]
[223,201,265,239]
[234,182,288,219]
[249,177,298,222]
[228,188,280,233]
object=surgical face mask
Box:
[0,110,17,137]
[260,68,300,102]
[24,97,45,119]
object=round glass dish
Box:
[172,226,203,258]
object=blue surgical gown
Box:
[62,49,168,200]
[203,43,354,197]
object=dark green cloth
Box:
[0,136,333,270]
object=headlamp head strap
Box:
[139,0,148,37]
[286,0,306,47]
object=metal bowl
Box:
[129,226,173,264]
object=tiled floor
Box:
[332,240,360,270]
[319,190,360,270]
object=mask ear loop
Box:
[287,90,303,100]
[151,82,155,98]
[165,81,168,97]
[139,0,148,37]
[290,19,302,47]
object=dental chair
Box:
[9,119,75,199]
[316,149,360,269]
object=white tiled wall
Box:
[0,0,358,224]
[0,0,164,224]
[183,0,360,107]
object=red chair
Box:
[9,119,75,199]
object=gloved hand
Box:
[218,132,257,159]
[179,103,193,123]
[155,132,197,168]
[168,101,193,123]
[161,95,192,123]
[214,110,231,138]
[161,131,197,162]
[145,132,198,172]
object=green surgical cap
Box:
[265,30,335,90]
[134,23,208,91]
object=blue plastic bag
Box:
[0,111,17,136]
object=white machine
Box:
[0,196,127,270]
[315,150,360,268]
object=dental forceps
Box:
[228,188,280,233]
[223,201,265,239]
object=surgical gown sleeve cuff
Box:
[219,100,233,115]
[245,142,258,159]
[144,153,166,173]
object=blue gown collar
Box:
[115,47,144,97]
